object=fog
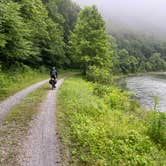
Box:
[73,0,166,38]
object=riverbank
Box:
[57,75,166,165]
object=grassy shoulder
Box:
[57,76,166,166]
[0,66,48,101]
[0,83,48,166]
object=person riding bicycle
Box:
[50,67,58,89]
[50,67,58,80]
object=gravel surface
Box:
[0,79,49,121]
[19,78,64,166]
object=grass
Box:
[0,83,48,166]
[0,67,48,101]
[57,76,166,166]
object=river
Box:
[126,72,166,112]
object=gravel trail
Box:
[0,79,48,121]
[19,78,64,166]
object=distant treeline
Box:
[111,31,166,74]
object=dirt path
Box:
[0,79,48,121]
[19,78,64,166]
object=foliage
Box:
[0,0,79,68]
[69,6,112,74]
[93,83,112,97]
[0,1,33,64]
[147,53,166,71]
[57,0,80,43]
[111,31,166,74]
[57,76,166,165]
[41,18,66,67]
[86,65,112,84]
[147,112,166,148]
[0,64,47,100]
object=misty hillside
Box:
[73,0,166,74]
[73,0,166,39]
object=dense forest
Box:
[1,0,166,74]
[0,0,80,69]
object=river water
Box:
[126,73,166,112]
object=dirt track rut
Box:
[19,78,64,166]
[0,79,48,121]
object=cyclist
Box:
[50,67,58,89]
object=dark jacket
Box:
[50,69,58,77]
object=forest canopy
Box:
[0,0,80,69]
[0,0,166,73]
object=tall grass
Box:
[57,76,166,165]
[147,111,166,148]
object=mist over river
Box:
[126,73,166,112]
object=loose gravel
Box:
[19,78,64,166]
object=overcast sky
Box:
[73,0,166,37]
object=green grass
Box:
[0,67,48,101]
[57,76,166,166]
[0,83,48,166]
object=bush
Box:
[106,88,130,111]
[93,84,112,97]
[86,66,112,84]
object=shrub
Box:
[86,66,112,84]
[93,84,112,97]
[107,88,130,111]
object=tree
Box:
[43,0,80,68]
[69,6,112,75]
[41,18,65,67]
[118,49,130,74]
[0,1,33,66]
[109,29,166,73]
[57,0,80,42]
[43,0,65,29]
[18,0,49,66]
[149,53,166,71]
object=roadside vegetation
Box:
[0,83,48,166]
[57,76,166,165]
[0,64,48,101]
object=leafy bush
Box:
[86,66,112,84]
[106,88,130,111]
[93,84,112,97]
[93,83,130,111]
